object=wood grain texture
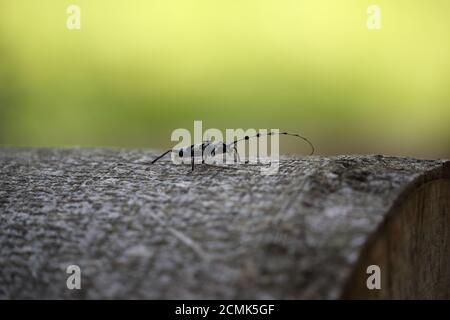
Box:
[0,147,448,299]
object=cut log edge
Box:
[341,161,450,299]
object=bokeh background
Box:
[1,0,449,157]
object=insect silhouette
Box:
[151,131,314,171]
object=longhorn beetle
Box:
[151,131,314,171]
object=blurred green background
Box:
[0,0,449,157]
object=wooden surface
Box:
[0,147,449,299]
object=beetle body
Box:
[151,131,314,171]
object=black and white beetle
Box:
[151,131,314,171]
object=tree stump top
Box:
[0,147,448,299]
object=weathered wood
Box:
[0,147,448,299]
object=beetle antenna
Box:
[231,131,315,155]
